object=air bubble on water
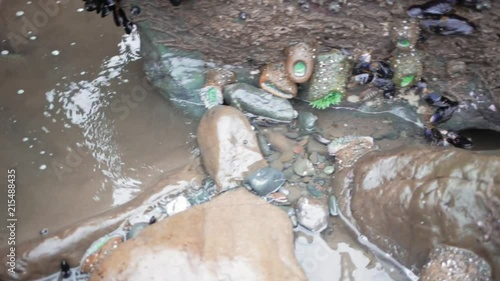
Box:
[39,164,47,170]
[22,137,29,142]
[16,11,25,17]
[27,1,32,4]
[51,50,60,56]
[80,71,86,75]
[17,89,25,95]
[30,36,37,41]
[1,50,9,55]
[70,42,76,46]
[29,145,33,148]
[77,8,84,12]
[40,151,46,155]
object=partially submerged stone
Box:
[223,83,297,122]
[244,167,286,196]
[327,136,374,168]
[197,106,267,193]
[90,189,307,281]
[295,196,328,232]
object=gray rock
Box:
[126,223,149,240]
[323,166,335,175]
[244,167,286,196]
[328,195,339,217]
[223,83,297,122]
[295,196,328,232]
[298,111,318,133]
[293,158,315,176]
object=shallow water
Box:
[0,0,196,244]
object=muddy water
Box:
[0,0,196,245]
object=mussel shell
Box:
[430,106,457,125]
[407,0,455,18]
[425,127,445,146]
[420,15,475,35]
[424,92,458,108]
[285,42,315,84]
[354,73,374,84]
[445,131,473,149]
[130,5,141,16]
[169,0,182,6]
[372,61,394,79]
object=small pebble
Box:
[39,164,47,170]
[17,89,25,95]
[1,50,9,55]
[323,166,335,175]
[77,8,84,12]
[29,36,37,40]
[16,11,25,17]
[51,50,60,56]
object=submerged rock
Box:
[223,83,297,122]
[293,158,315,177]
[90,189,307,281]
[197,106,267,193]
[244,167,286,196]
[343,147,500,277]
[295,196,328,232]
[420,245,492,281]
[327,136,374,168]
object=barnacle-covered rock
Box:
[390,49,423,88]
[327,136,374,168]
[260,62,298,99]
[303,49,351,109]
[80,234,124,274]
[285,42,316,84]
[391,19,421,50]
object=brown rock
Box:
[90,189,307,281]
[260,62,298,99]
[197,106,267,192]
[342,146,500,277]
[420,245,492,281]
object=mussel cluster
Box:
[423,92,473,149]
[352,53,396,99]
[407,0,481,35]
[82,0,182,34]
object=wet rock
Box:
[260,62,298,99]
[327,136,374,168]
[223,83,297,122]
[197,106,267,193]
[390,49,423,88]
[328,195,339,216]
[420,245,492,281]
[244,167,286,196]
[285,42,316,84]
[90,189,307,281]
[323,166,335,175]
[126,223,148,240]
[344,147,500,276]
[295,196,328,232]
[81,235,124,274]
[446,60,466,78]
[293,158,315,176]
[298,111,318,133]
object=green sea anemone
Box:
[310,91,343,110]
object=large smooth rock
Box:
[223,83,297,122]
[343,146,500,277]
[90,188,307,281]
[197,106,267,193]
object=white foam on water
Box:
[44,30,143,206]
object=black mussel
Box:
[354,73,375,84]
[373,78,396,99]
[420,14,475,35]
[445,131,473,149]
[101,5,111,17]
[352,62,371,76]
[124,22,135,34]
[425,127,445,146]
[430,105,457,124]
[105,0,116,9]
[130,5,141,16]
[84,0,98,12]
[239,11,248,20]
[170,0,182,6]
[116,7,129,27]
[407,0,455,18]
[60,260,72,279]
[371,61,394,79]
[149,216,157,224]
[424,92,459,108]
[112,8,122,26]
